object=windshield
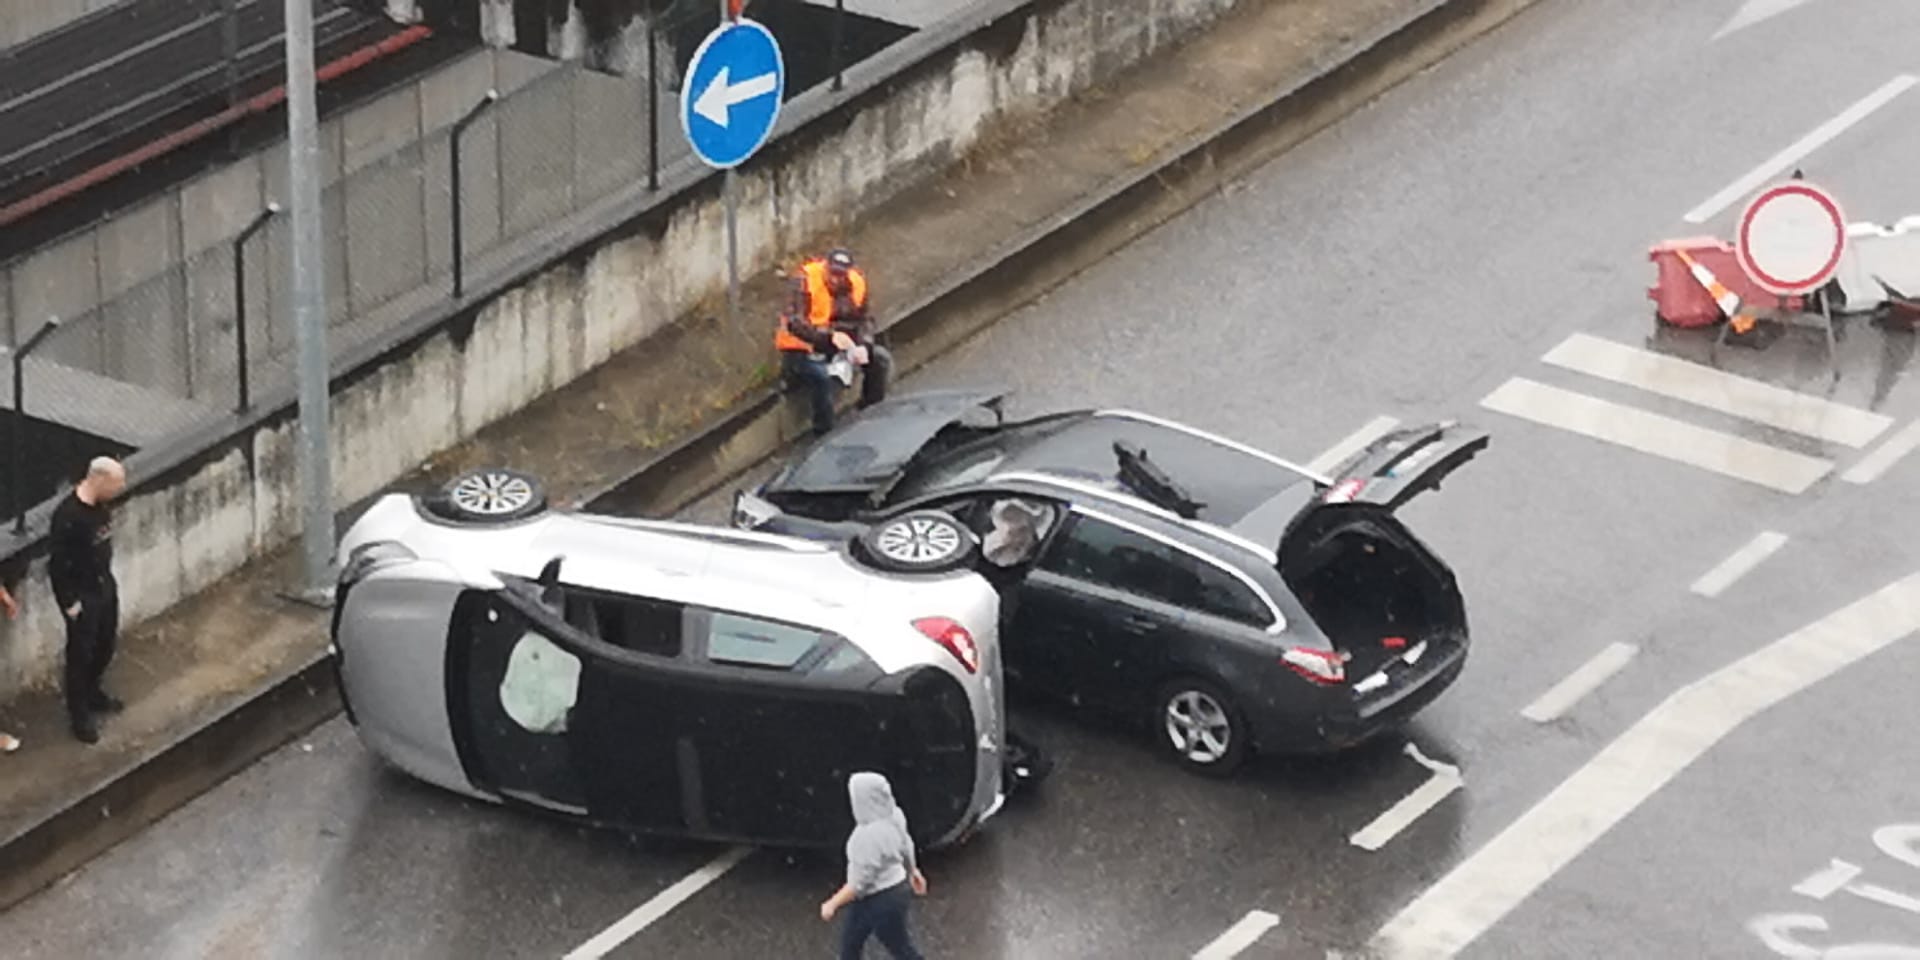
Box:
[885,416,1082,504]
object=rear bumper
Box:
[1253,639,1469,754]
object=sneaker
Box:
[71,718,99,745]
[0,732,19,753]
[92,694,125,715]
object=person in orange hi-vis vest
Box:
[775,248,892,435]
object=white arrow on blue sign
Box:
[680,18,786,170]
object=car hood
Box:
[761,389,1008,496]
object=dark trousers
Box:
[839,883,922,960]
[783,345,893,435]
[64,584,119,724]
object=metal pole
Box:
[11,318,62,535]
[232,204,279,413]
[725,171,739,328]
[223,0,242,154]
[647,12,659,190]
[831,0,845,92]
[450,91,499,299]
[284,0,334,599]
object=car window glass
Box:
[562,589,683,657]
[1040,514,1270,626]
[705,612,829,669]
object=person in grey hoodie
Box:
[819,771,928,959]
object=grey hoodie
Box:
[845,772,918,897]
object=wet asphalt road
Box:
[8,0,1920,957]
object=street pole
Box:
[284,0,335,601]
[722,0,739,330]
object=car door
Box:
[1005,509,1238,711]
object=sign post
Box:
[1732,179,1848,379]
[682,9,785,333]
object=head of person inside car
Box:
[982,499,1050,568]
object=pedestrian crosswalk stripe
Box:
[1480,377,1833,494]
[1542,333,1892,448]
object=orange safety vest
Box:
[774,260,867,352]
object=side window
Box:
[1039,514,1271,627]
[702,611,833,670]
[561,589,683,657]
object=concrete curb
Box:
[0,0,1541,911]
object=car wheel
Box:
[428,467,548,524]
[1154,678,1248,777]
[856,511,979,574]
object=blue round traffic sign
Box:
[680,19,786,170]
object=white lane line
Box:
[1518,642,1639,723]
[563,846,753,960]
[1690,530,1790,598]
[1192,910,1282,960]
[1369,570,1920,959]
[1683,73,1917,224]
[1480,377,1832,494]
[1306,415,1401,475]
[1543,333,1891,448]
[1843,418,1920,484]
[1349,744,1463,852]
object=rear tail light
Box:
[1282,646,1346,685]
[1322,478,1367,504]
[914,617,979,674]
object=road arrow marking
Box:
[693,66,779,127]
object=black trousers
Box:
[783,345,893,435]
[64,583,119,723]
[839,883,922,960]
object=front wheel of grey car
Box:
[855,510,979,574]
[427,467,549,524]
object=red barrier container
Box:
[1648,237,1805,327]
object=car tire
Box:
[427,467,549,524]
[1153,677,1248,777]
[855,510,979,574]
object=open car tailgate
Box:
[1317,420,1489,512]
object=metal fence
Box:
[2,0,907,528]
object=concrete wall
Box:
[0,0,121,49]
[0,0,1247,696]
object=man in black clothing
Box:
[49,457,127,744]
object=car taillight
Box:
[1282,647,1345,685]
[1323,478,1367,504]
[914,617,979,674]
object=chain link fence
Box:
[2,0,909,529]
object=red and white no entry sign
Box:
[1736,180,1848,296]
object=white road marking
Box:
[1843,418,1920,484]
[1192,910,1282,960]
[1307,415,1401,475]
[1369,570,1920,959]
[1542,333,1891,448]
[1683,74,1917,224]
[1711,0,1824,41]
[1690,531,1790,598]
[1479,378,1832,494]
[1349,744,1462,852]
[1518,642,1639,723]
[563,846,753,960]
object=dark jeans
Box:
[839,883,922,960]
[783,344,893,435]
[64,582,119,724]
